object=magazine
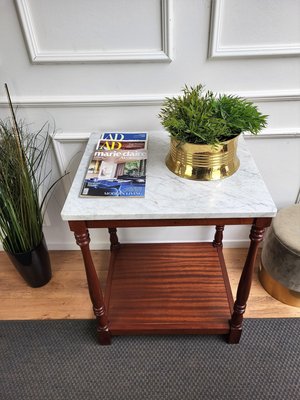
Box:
[81,132,148,197]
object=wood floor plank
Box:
[0,248,300,320]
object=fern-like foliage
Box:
[159,85,267,145]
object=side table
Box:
[61,132,276,345]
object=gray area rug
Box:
[0,319,299,400]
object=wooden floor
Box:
[1,248,300,320]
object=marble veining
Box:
[61,132,277,221]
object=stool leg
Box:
[228,220,266,344]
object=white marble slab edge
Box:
[61,132,277,221]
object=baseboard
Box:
[45,239,251,251]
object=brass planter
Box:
[165,136,240,181]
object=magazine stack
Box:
[81,132,148,197]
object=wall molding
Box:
[1,89,300,108]
[52,128,300,196]
[51,129,300,163]
[52,132,90,195]
[209,0,300,58]
[234,90,300,103]
[244,129,300,139]
[15,0,172,63]
[0,94,169,108]
[52,132,90,174]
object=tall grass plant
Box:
[0,86,66,254]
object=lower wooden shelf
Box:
[104,242,234,335]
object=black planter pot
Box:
[6,236,52,288]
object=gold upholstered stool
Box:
[259,204,300,307]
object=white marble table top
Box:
[61,132,277,221]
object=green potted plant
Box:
[0,85,66,287]
[159,84,267,180]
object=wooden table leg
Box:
[69,221,111,345]
[228,219,268,344]
[213,225,224,248]
[108,227,120,251]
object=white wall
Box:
[0,0,299,249]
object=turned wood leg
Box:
[108,227,120,251]
[228,220,266,344]
[213,225,224,247]
[73,226,111,345]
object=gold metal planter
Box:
[166,136,240,181]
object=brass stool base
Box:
[258,263,300,307]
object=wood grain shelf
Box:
[104,243,234,335]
